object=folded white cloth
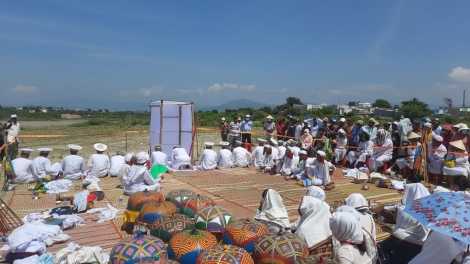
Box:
[45,179,73,194]
[51,214,85,230]
[44,234,70,247]
[85,181,101,191]
[391,180,405,190]
[86,203,118,223]
[54,242,108,264]
[73,190,90,212]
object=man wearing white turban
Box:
[118,152,134,188]
[123,152,163,195]
[427,134,446,178]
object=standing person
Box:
[240,114,253,144]
[110,150,126,177]
[83,143,110,185]
[0,120,7,162]
[61,144,85,180]
[294,119,303,141]
[450,123,469,151]
[326,118,338,141]
[440,125,453,149]
[264,115,276,140]
[286,118,296,140]
[353,120,364,148]
[310,118,320,137]
[219,117,229,142]
[195,142,218,170]
[313,128,327,152]
[5,114,20,159]
[276,117,287,141]
[10,148,34,183]
[383,121,392,139]
[229,117,241,151]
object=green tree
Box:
[393,104,400,109]
[211,109,218,113]
[286,97,302,106]
[258,106,273,113]
[397,98,432,121]
[372,99,392,109]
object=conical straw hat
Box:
[407,132,421,140]
[450,140,466,151]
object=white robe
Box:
[409,231,461,264]
[254,189,290,232]
[195,149,218,170]
[123,165,162,195]
[171,148,192,170]
[347,140,374,166]
[443,152,470,177]
[11,157,33,183]
[263,152,278,172]
[281,155,299,176]
[31,157,57,180]
[427,143,446,174]
[232,147,251,167]
[290,146,301,157]
[150,151,169,167]
[86,154,110,178]
[110,155,126,176]
[216,149,234,168]
[252,146,265,167]
[392,206,429,245]
[61,155,85,180]
[396,145,419,170]
[117,163,130,188]
[370,139,393,172]
[333,137,348,161]
[308,158,331,185]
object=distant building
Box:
[41,109,48,113]
[373,108,397,118]
[292,103,326,114]
[16,107,23,110]
[28,110,36,113]
[443,107,470,117]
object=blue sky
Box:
[1,0,470,109]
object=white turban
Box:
[125,152,134,162]
[136,152,149,164]
[317,150,326,157]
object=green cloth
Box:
[323,139,332,161]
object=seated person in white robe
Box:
[123,152,163,195]
[83,143,110,185]
[216,141,234,169]
[251,138,267,167]
[61,144,85,180]
[409,230,462,264]
[171,145,193,170]
[262,145,278,174]
[347,130,374,168]
[396,132,421,173]
[31,148,62,181]
[254,189,291,232]
[109,150,126,177]
[331,129,348,166]
[11,148,34,184]
[427,135,446,176]
[443,139,470,177]
[288,139,301,157]
[276,140,286,174]
[118,152,134,188]
[287,150,309,180]
[150,145,172,172]
[369,129,393,172]
[280,147,299,176]
[308,150,332,186]
[232,141,251,168]
[345,193,376,241]
[195,142,218,170]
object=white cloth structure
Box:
[109,155,126,176]
[347,140,374,166]
[427,143,446,174]
[86,154,110,178]
[86,203,119,223]
[232,147,251,167]
[369,139,393,172]
[195,149,218,170]
[171,148,192,170]
[443,152,470,177]
[330,212,372,264]
[396,145,419,170]
[291,196,332,250]
[123,165,161,195]
[150,151,169,167]
[280,155,299,176]
[11,157,33,183]
[252,146,265,167]
[45,179,73,194]
[409,231,461,264]
[6,122,20,143]
[334,137,348,162]
[31,156,56,180]
[254,189,290,232]
[61,155,85,180]
[216,149,234,168]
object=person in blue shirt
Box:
[240,114,253,144]
[432,118,442,135]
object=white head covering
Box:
[93,143,107,152]
[235,140,243,145]
[345,193,368,210]
[336,205,361,220]
[305,186,325,201]
[254,189,290,229]
[136,152,149,164]
[48,163,62,176]
[20,148,33,153]
[338,129,346,135]
[220,141,229,146]
[294,196,333,249]
[317,150,326,157]
[270,138,278,145]
[264,145,271,149]
[400,183,430,206]
[393,206,429,245]
[258,138,267,143]
[433,135,443,142]
[423,122,432,128]
[330,212,363,244]
[67,144,82,150]
[408,231,461,264]
[125,152,134,162]
[38,148,53,152]
[204,142,214,146]
[11,114,17,119]
[299,150,308,155]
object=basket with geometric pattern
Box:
[110,232,167,264]
[223,219,270,254]
[196,245,254,264]
[253,230,309,264]
[127,190,164,211]
[165,189,197,208]
[194,205,234,233]
[167,229,218,264]
[135,201,177,228]
[179,194,216,218]
[149,214,195,243]
[308,238,333,259]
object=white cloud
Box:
[329,89,350,95]
[177,88,203,95]
[279,87,287,93]
[240,84,256,91]
[208,83,239,92]
[448,67,470,82]
[436,83,458,91]
[5,85,40,94]
[119,85,164,97]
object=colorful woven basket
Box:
[161,260,181,264]
[194,206,234,232]
[127,190,164,211]
[196,245,254,264]
[165,189,197,208]
[149,214,195,243]
[223,219,270,254]
[253,230,309,264]
[137,201,175,224]
[167,229,218,264]
[110,233,167,264]
[180,194,216,218]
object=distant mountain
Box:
[23,97,151,112]
[199,98,276,111]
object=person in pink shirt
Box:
[441,125,453,150]
[300,129,313,155]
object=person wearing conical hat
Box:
[83,143,110,185]
[195,142,217,170]
[61,144,85,180]
[396,132,421,175]
[10,148,34,183]
[443,140,470,177]
[450,123,469,152]
[216,141,234,169]
[263,115,275,140]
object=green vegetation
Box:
[372,99,392,109]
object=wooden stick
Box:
[159,100,163,145]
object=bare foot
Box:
[167,169,173,173]
[216,166,221,170]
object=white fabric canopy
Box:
[149,101,193,159]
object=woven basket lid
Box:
[179,194,216,218]
[253,230,309,264]
[110,232,167,264]
[194,205,234,232]
[223,219,269,253]
[167,229,217,264]
[127,190,164,211]
[165,189,197,208]
[149,214,195,243]
[196,245,254,264]
[138,201,175,224]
